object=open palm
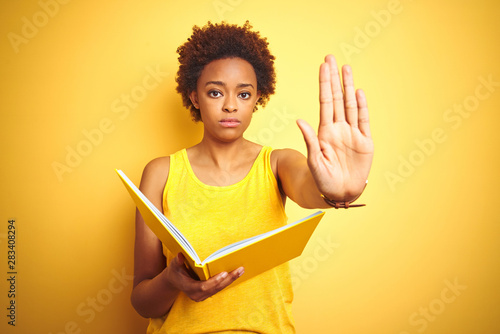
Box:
[297,55,374,202]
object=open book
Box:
[116,169,325,284]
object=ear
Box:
[254,91,262,108]
[189,91,200,109]
[252,91,262,113]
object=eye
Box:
[239,92,251,100]
[208,90,222,98]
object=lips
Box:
[219,118,241,127]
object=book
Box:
[116,169,325,284]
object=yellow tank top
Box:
[147,146,295,334]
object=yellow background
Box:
[1,0,499,333]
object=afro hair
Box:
[175,21,276,122]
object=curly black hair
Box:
[175,21,276,122]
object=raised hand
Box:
[297,55,374,203]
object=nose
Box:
[223,94,237,113]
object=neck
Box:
[195,136,251,169]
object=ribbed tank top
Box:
[146,146,295,333]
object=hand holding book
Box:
[116,169,325,287]
[165,253,244,302]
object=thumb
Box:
[174,253,199,280]
[172,253,186,269]
[296,119,320,158]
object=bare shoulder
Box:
[271,148,306,167]
[139,156,170,198]
[143,156,170,176]
[270,148,306,178]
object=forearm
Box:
[286,166,331,209]
[131,268,180,319]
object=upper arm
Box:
[133,157,170,288]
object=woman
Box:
[131,21,373,333]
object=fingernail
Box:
[219,272,228,280]
[237,268,245,277]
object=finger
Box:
[342,65,358,126]
[172,253,186,271]
[296,119,321,158]
[356,89,371,137]
[319,62,333,127]
[326,55,345,122]
[183,270,228,302]
[217,267,245,288]
[194,267,244,301]
[177,253,200,280]
[167,253,199,294]
[173,253,196,280]
[205,267,244,288]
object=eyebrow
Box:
[205,81,255,89]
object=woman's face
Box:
[190,57,260,143]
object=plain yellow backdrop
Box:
[1,0,499,333]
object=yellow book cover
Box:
[116,169,325,284]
